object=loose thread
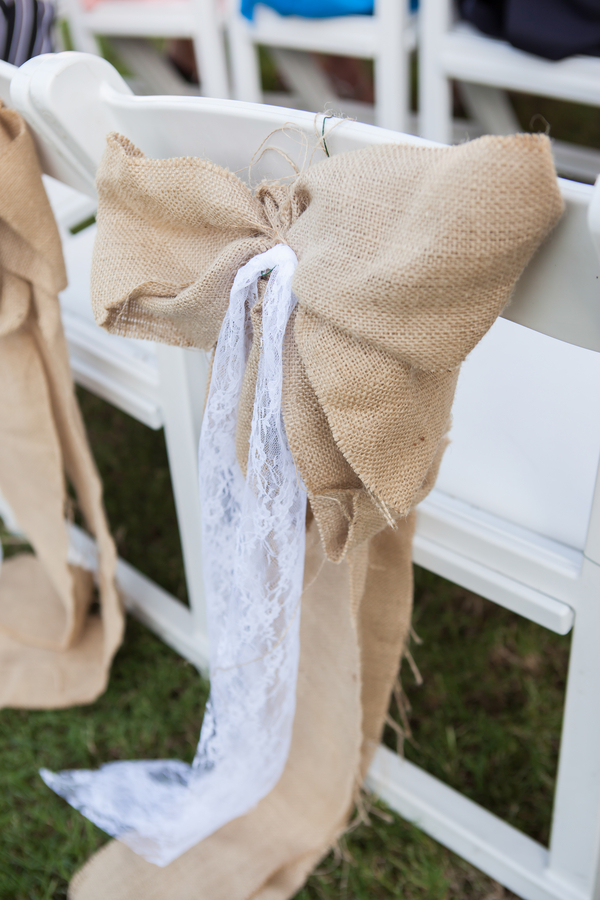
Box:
[529,113,551,136]
[321,114,334,157]
[240,123,310,190]
[367,487,398,529]
[410,623,423,645]
[387,674,416,756]
[312,110,355,165]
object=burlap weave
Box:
[0,105,123,709]
[69,130,562,898]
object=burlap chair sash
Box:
[0,106,122,709]
[66,130,562,899]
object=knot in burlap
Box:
[92,132,564,563]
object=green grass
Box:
[1,390,567,899]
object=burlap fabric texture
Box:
[0,105,123,709]
[69,131,563,900]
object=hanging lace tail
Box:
[40,244,308,866]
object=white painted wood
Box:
[2,57,98,195]
[458,81,521,135]
[118,555,210,673]
[443,23,600,106]
[155,344,210,638]
[270,47,337,115]
[551,142,600,186]
[63,311,164,427]
[413,527,575,635]
[8,53,600,900]
[109,37,201,96]
[0,59,14,104]
[547,568,600,899]
[503,180,600,352]
[226,0,416,131]
[437,319,600,550]
[585,467,600,569]
[366,748,587,900]
[589,176,600,263]
[69,524,210,672]
[60,0,230,99]
[419,0,453,143]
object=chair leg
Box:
[191,0,230,98]
[155,344,210,644]
[419,0,453,143]
[374,0,410,132]
[458,82,521,136]
[546,560,600,899]
[67,19,103,55]
[227,14,263,103]
[271,48,338,114]
[374,49,409,133]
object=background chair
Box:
[419,0,600,182]
[226,0,417,131]
[7,50,600,900]
[57,0,229,97]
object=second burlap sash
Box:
[66,131,563,899]
[0,106,122,711]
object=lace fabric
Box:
[41,244,307,866]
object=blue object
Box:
[241,0,375,21]
[241,0,419,21]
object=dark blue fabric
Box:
[460,0,600,60]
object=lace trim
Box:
[41,244,307,866]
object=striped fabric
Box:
[0,0,54,66]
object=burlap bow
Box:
[92,132,563,562]
[68,130,562,900]
[0,106,122,709]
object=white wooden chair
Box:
[0,54,210,671]
[8,51,600,900]
[419,0,600,183]
[57,0,229,98]
[226,0,417,131]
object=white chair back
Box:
[9,51,600,900]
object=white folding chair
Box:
[419,0,600,183]
[0,55,210,671]
[226,0,417,131]
[9,51,600,900]
[58,0,229,97]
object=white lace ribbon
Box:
[41,244,307,866]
